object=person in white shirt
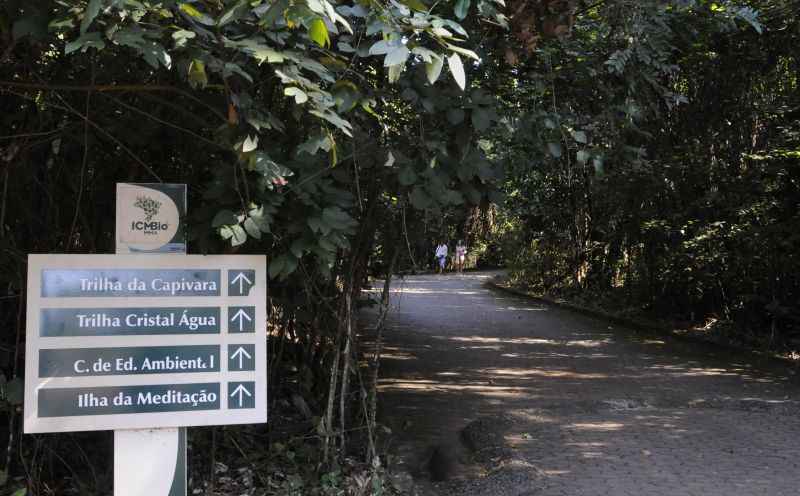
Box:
[434,241,449,274]
[455,240,467,273]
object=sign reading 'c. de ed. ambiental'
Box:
[24,254,266,434]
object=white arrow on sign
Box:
[231,272,252,294]
[230,346,252,369]
[230,308,252,331]
[230,384,253,407]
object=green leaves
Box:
[454,0,471,20]
[425,54,444,84]
[65,32,105,54]
[284,87,309,104]
[80,0,103,35]
[309,18,330,48]
[447,53,466,90]
[384,45,410,67]
[188,59,208,89]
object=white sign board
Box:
[24,254,267,434]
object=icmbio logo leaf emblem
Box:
[134,196,162,222]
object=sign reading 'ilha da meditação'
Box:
[24,254,266,434]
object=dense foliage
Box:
[499,0,800,350]
[1,0,796,493]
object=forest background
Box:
[0,0,798,494]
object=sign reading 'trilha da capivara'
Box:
[24,254,267,434]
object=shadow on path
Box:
[362,272,800,496]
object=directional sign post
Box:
[25,254,267,433]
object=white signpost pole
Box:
[115,183,187,496]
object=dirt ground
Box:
[364,272,800,496]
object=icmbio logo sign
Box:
[116,184,186,253]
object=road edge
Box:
[485,278,798,367]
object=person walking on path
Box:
[435,241,449,274]
[455,240,467,273]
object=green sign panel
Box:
[41,269,221,297]
[39,345,220,377]
[39,383,220,417]
[40,307,220,336]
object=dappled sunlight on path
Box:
[362,272,800,496]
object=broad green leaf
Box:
[10,488,26,496]
[212,210,238,227]
[370,39,401,56]
[572,130,588,143]
[223,63,253,83]
[230,224,247,246]
[65,32,106,54]
[447,53,465,90]
[309,18,330,48]
[441,19,468,36]
[250,153,294,187]
[297,133,333,156]
[308,110,353,136]
[454,0,470,20]
[178,2,213,24]
[269,255,286,278]
[384,45,410,67]
[243,135,259,153]
[248,206,272,232]
[547,142,562,158]
[49,16,76,31]
[243,218,262,239]
[446,43,480,61]
[332,81,360,112]
[188,59,208,89]
[172,29,196,48]
[81,0,103,35]
[180,3,202,17]
[412,46,437,63]
[388,63,403,83]
[576,150,590,163]
[290,238,310,258]
[218,0,247,26]
[401,0,428,12]
[425,55,444,84]
[284,87,309,104]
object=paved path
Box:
[369,273,800,496]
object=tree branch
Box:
[0,81,227,123]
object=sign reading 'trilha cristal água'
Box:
[24,254,266,434]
